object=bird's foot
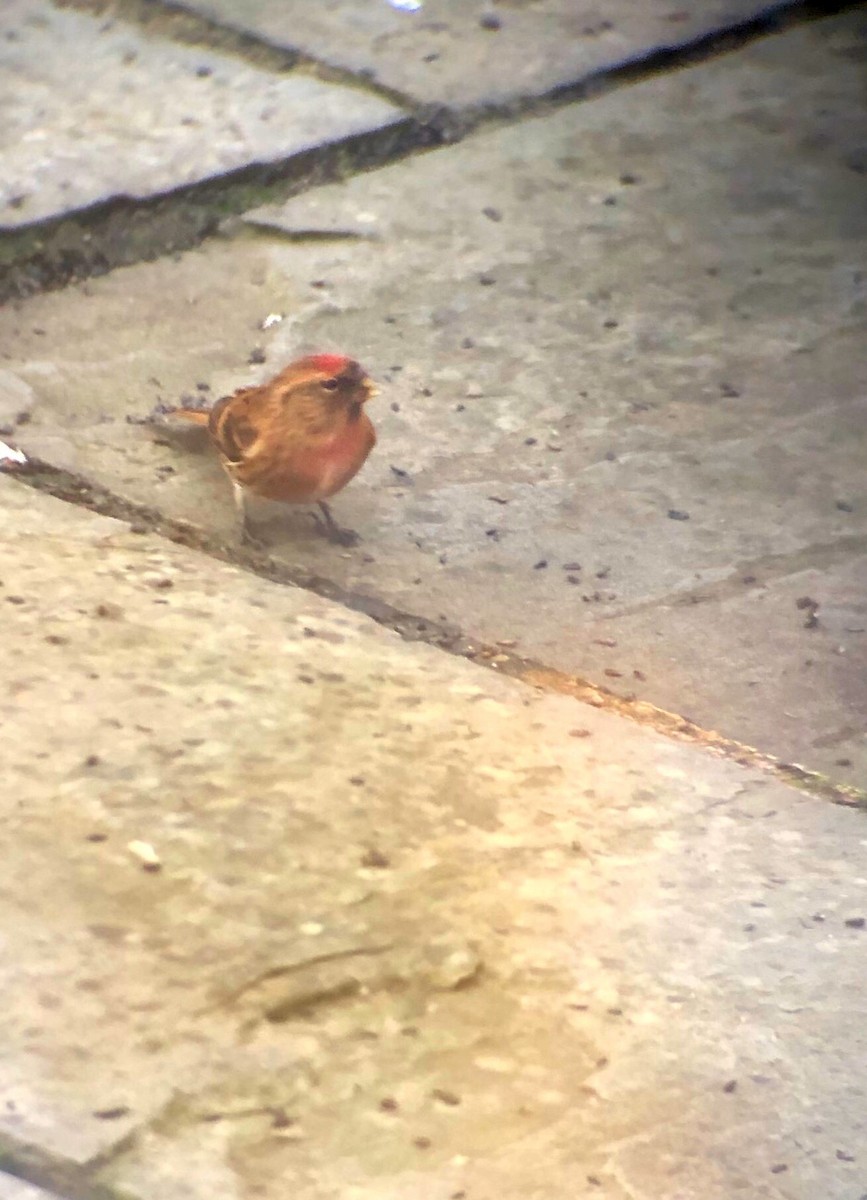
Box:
[326,525,361,547]
[315,502,361,547]
[240,519,270,552]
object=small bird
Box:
[168,354,378,545]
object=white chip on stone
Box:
[127,840,162,870]
[0,440,27,466]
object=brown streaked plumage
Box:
[172,354,377,544]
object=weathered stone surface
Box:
[0,0,404,229]
[0,474,866,1200]
[0,1177,64,1200]
[2,13,865,782]
[0,370,36,436]
[169,0,807,109]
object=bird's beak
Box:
[363,378,379,401]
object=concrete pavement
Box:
[2,475,867,1200]
[1,2,866,1197]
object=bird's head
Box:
[283,354,378,413]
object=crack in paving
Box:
[206,943,395,1015]
[55,0,416,108]
[2,0,862,300]
[0,1142,130,1200]
[7,455,866,812]
[0,118,421,304]
[600,531,867,620]
[0,1170,76,1200]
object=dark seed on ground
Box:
[723,1080,737,1093]
[534,559,548,570]
[248,346,266,364]
[667,509,690,521]
[480,13,502,29]
[482,206,502,221]
[361,847,390,869]
[479,272,497,286]
[836,500,854,512]
[844,917,865,929]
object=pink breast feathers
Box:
[307,419,372,499]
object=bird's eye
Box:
[321,377,340,391]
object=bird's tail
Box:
[144,400,212,427]
[167,406,210,426]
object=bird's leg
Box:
[316,501,360,547]
[233,481,268,549]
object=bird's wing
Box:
[208,389,261,465]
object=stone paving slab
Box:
[1,473,866,1200]
[169,0,807,109]
[0,0,403,230]
[2,12,865,784]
